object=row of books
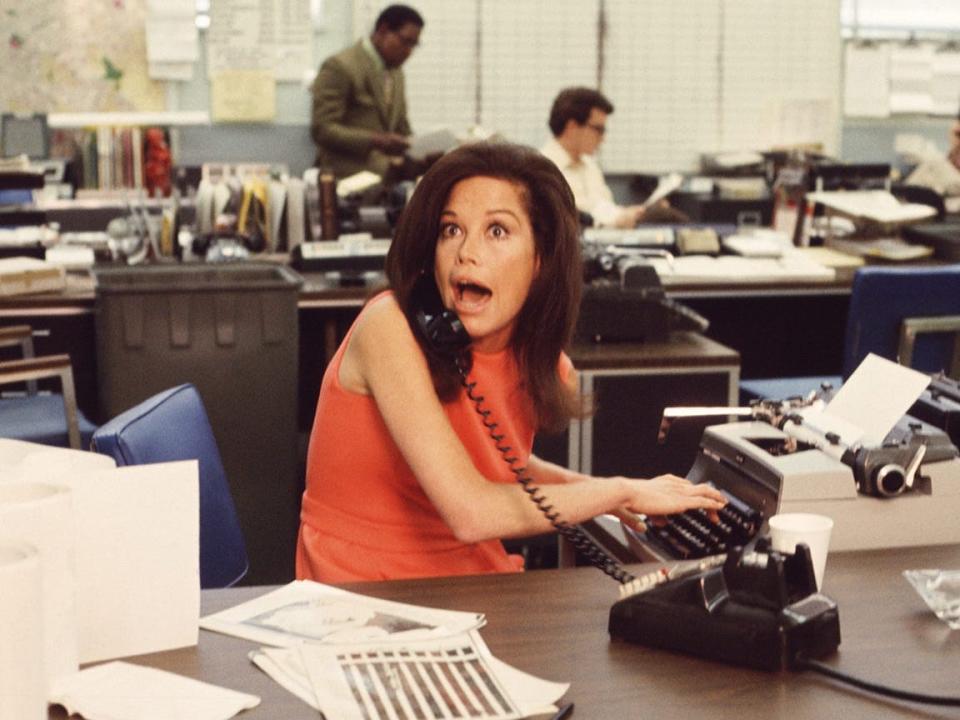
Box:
[50,127,167,193]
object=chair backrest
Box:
[91,384,248,588]
[843,265,960,379]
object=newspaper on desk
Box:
[647,251,836,284]
[201,580,568,719]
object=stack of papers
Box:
[0,257,66,296]
[806,190,937,225]
[201,580,569,719]
[648,252,835,284]
[826,236,934,262]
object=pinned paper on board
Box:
[211,70,276,123]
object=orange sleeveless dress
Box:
[296,293,567,582]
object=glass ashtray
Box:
[903,569,960,630]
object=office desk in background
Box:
[49,544,960,720]
[0,262,855,427]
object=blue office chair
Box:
[0,324,97,449]
[91,383,249,588]
[740,265,960,403]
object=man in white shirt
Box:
[540,87,651,228]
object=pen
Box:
[551,702,574,719]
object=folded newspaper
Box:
[201,580,568,719]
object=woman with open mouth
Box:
[296,141,726,583]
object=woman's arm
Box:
[342,296,725,542]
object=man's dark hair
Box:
[375,4,425,32]
[385,142,584,432]
[548,87,614,137]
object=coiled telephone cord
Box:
[456,357,635,585]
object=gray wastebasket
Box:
[94,263,303,585]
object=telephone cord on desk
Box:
[795,657,960,707]
[455,356,636,585]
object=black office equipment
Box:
[609,543,841,671]
[0,170,46,228]
[901,220,960,262]
[670,189,773,226]
[809,162,891,192]
[642,486,762,560]
[909,374,960,447]
[575,250,709,343]
[289,239,388,285]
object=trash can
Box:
[94,263,303,585]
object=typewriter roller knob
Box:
[872,463,907,496]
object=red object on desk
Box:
[143,127,172,198]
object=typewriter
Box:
[574,246,709,343]
[627,393,960,561]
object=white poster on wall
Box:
[207,0,311,81]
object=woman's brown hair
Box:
[385,141,583,432]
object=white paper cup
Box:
[768,513,834,590]
[0,544,45,720]
[0,482,78,685]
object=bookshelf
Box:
[46,112,210,196]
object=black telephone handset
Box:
[412,274,472,360]
[410,274,634,584]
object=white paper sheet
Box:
[0,438,115,484]
[250,647,321,711]
[65,461,200,664]
[805,190,938,225]
[201,580,485,647]
[49,661,260,720]
[642,173,684,210]
[0,445,198,665]
[825,354,932,446]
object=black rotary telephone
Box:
[410,274,633,583]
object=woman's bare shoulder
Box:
[340,293,423,393]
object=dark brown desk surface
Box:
[570,331,739,371]
[50,544,960,720]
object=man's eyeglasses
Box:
[586,123,606,136]
[394,31,420,49]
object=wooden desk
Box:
[569,332,739,478]
[50,544,960,719]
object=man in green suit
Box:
[310,5,424,180]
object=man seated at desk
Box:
[310,4,424,181]
[540,87,685,228]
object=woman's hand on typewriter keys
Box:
[617,474,727,530]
